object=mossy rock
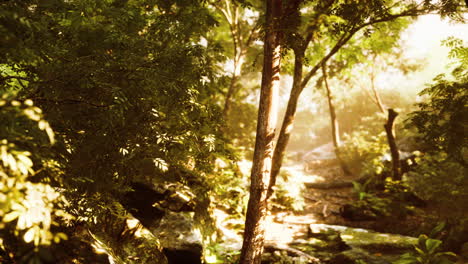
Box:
[309,224,417,253]
[329,248,393,264]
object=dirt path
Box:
[265,158,358,245]
[264,154,432,246]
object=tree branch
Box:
[31,97,112,108]
[0,75,32,83]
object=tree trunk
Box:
[384,108,400,180]
[269,31,356,190]
[239,0,282,263]
[222,57,244,119]
[268,49,303,198]
[321,64,352,175]
[370,72,386,114]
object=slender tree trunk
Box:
[215,0,243,120]
[369,67,386,114]
[239,0,282,263]
[268,50,303,198]
[384,108,400,180]
[368,71,400,180]
[223,56,245,119]
[269,32,356,188]
[321,64,352,175]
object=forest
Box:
[0,0,467,263]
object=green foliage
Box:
[405,41,468,226]
[270,171,305,212]
[349,177,420,221]
[350,193,392,219]
[340,128,388,176]
[225,99,258,157]
[209,158,248,218]
[0,94,71,262]
[407,40,467,165]
[393,235,457,264]
[1,0,229,261]
[407,152,467,215]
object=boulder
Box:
[308,224,417,252]
[329,248,392,264]
[152,211,203,264]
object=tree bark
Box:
[239,0,282,263]
[384,108,400,180]
[269,31,356,191]
[321,64,352,175]
[268,49,303,198]
[370,71,386,114]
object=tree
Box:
[408,38,467,166]
[1,0,223,262]
[268,0,464,194]
[321,62,352,175]
[405,40,468,250]
[209,0,261,119]
[239,0,282,262]
[322,18,420,179]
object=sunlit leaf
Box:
[3,211,20,222]
[23,228,36,243]
[153,158,168,172]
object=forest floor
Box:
[263,154,431,247]
[264,158,357,245]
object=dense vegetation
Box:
[0,0,466,263]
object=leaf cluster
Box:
[1,0,230,261]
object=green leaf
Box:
[3,211,20,222]
[393,259,415,264]
[418,234,429,249]
[425,238,442,254]
[392,253,416,264]
[430,222,446,237]
[23,228,36,243]
[359,192,366,200]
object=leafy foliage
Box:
[393,235,457,264]
[1,0,228,262]
[406,40,468,218]
[0,94,71,262]
[407,43,467,164]
[340,128,388,176]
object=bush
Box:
[393,235,457,264]
[340,128,388,177]
[270,170,305,212]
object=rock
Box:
[302,143,337,162]
[329,248,392,264]
[121,182,196,229]
[306,227,350,251]
[340,203,379,221]
[152,212,203,264]
[163,246,202,264]
[460,242,468,260]
[309,224,417,252]
[90,216,168,264]
[121,182,166,228]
